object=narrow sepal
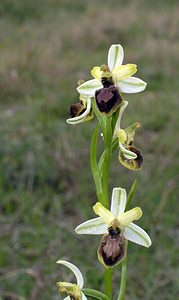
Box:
[56,260,84,289]
[117,76,147,93]
[77,79,102,96]
[110,187,127,217]
[124,223,152,247]
[119,143,137,159]
[108,44,124,71]
[75,217,107,235]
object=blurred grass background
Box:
[0,0,179,299]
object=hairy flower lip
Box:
[70,101,86,118]
[98,232,126,267]
[95,84,122,115]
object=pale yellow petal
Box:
[118,207,142,227]
[93,202,114,225]
[91,66,103,80]
[112,64,137,81]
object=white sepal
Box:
[110,187,127,218]
[117,76,147,93]
[119,143,137,159]
[56,260,84,289]
[77,79,102,96]
[108,44,124,71]
[123,222,152,247]
[75,217,107,235]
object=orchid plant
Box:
[56,44,151,300]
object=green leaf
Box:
[90,124,102,198]
[127,179,137,207]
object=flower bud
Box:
[97,226,126,268]
[95,77,123,115]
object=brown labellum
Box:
[128,145,143,168]
[69,101,86,118]
[95,77,122,115]
[119,145,143,171]
[98,227,126,267]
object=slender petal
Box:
[75,217,107,235]
[110,187,127,217]
[119,143,137,159]
[77,79,102,96]
[118,207,142,227]
[56,260,84,289]
[112,64,137,81]
[81,292,88,300]
[117,76,147,93]
[64,297,71,300]
[91,66,103,80]
[123,223,152,247]
[108,44,124,71]
[93,202,114,225]
[66,97,92,124]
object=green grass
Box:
[0,0,179,299]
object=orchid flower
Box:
[114,101,143,171]
[75,188,151,267]
[77,44,147,114]
[56,260,87,300]
[66,94,93,125]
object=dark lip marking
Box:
[98,230,126,267]
[95,77,122,114]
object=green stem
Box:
[101,117,113,297]
[82,288,110,300]
[117,242,128,300]
[101,116,112,208]
[90,124,103,202]
[91,103,114,298]
[104,268,113,299]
